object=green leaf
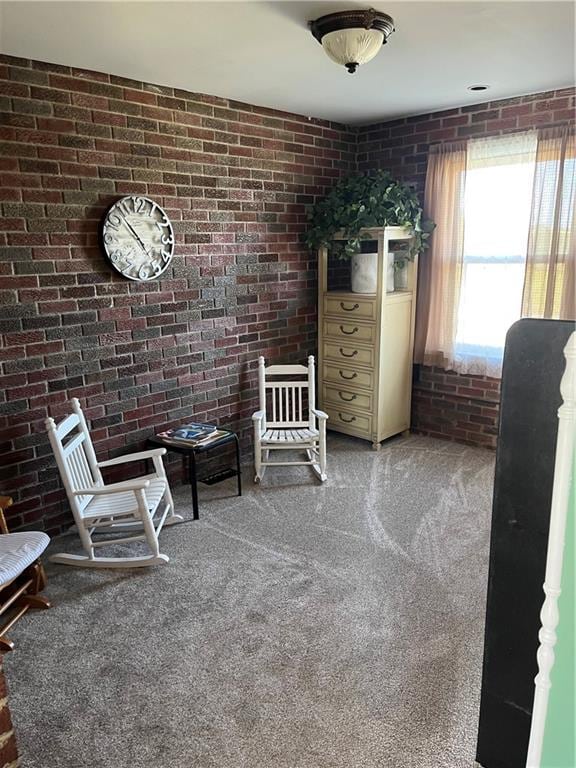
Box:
[304,170,435,260]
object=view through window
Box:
[455,136,537,374]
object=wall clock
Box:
[101,196,175,281]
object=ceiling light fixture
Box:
[468,85,490,92]
[310,8,395,74]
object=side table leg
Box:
[234,435,242,497]
[189,450,200,520]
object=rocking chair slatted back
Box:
[46,399,103,515]
[268,381,308,427]
[64,434,96,511]
[258,357,316,430]
[54,412,80,439]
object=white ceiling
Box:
[0,1,574,125]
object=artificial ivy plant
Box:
[305,170,435,259]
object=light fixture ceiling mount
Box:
[310,8,395,74]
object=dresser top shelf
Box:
[323,290,413,299]
[329,226,413,240]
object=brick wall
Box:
[0,55,356,533]
[412,367,501,450]
[1,52,574,532]
[358,87,575,448]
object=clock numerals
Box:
[106,212,122,231]
[151,260,165,278]
[115,196,148,218]
[131,196,147,215]
[138,258,166,281]
[102,196,174,282]
[156,216,172,232]
[117,199,132,218]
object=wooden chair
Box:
[252,356,328,483]
[46,398,182,569]
[0,652,19,764]
[0,496,51,652]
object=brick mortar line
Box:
[413,384,500,407]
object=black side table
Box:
[148,430,242,520]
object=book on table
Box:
[157,423,221,445]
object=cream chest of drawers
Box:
[318,226,418,450]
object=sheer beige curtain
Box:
[453,131,537,377]
[414,142,467,366]
[522,126,576,319]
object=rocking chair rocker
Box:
[252,356,328,483]
[46,399,182,568]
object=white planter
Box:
[386,252,395,292]
[351,251,378,294]
[394,262,408,291]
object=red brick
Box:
[501,104,533,118]
[123,88,157,105]
[518,112,553,127]
[554,109,575,122]
[484,118,517,132]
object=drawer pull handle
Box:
[339,370,357,380]
[340,302,359,312]
[339,325,358,335]
[339,413,356,423]
[339,348,358,358]
[339,392,357,402]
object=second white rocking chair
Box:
[252,355,328,483]
[46,398,182,568]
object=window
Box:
[454,134,537,375]
[418,127,575,378]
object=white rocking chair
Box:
[252,355,328,483]
[46,398,182,568]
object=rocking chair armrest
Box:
[311,408,329,421]
[0,497,12,535]
[72,479,151,495]
[97,447,167,468]
[252,410,265,422]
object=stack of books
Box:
[156,423,225,447]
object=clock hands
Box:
[121,216,153,258]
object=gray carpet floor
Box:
[5,433,495,768]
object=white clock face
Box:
[101,196,175,281]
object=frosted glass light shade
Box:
[310,9,394,74]
[321,28,384,71]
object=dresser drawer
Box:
[324,295,377,321]
[323,363,374,390]
[323,342,375,368]
[323,320,376,345]
[323,385,373,413]
[325,406,372,437]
